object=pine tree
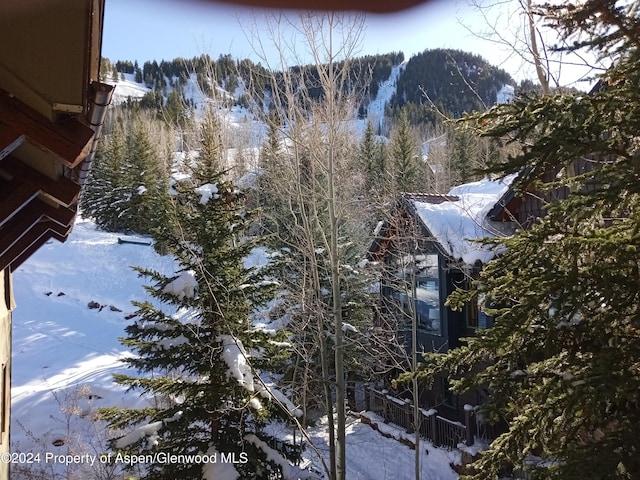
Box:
[191,108,224,184]
[390,109,423,192]
[449,126,478,185]
[163,88,190,129]
[122,120,170,234]
[100,171,299,480]
[81,113,170,235]
[359,120,387,194]
[80,121,127,231]
[410,2,640,479]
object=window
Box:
[385,253,442,336]
[415,278,441,335]
[466,294,479,328]
[466,291,494,329]
[476,293,494,329]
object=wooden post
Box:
[383,393,389,421]
[428,410,438,446]
[365,385,371,412]
[464,404,475,446]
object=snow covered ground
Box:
[10,218,461,479]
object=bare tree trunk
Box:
[244,12,365,479]
[321,14,347,480]
[524,0,550,94]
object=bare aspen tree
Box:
[244,11,368,480]
[462,0,605,91]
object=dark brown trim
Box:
[0,156,80,207]
[0,89,94,168]
[0,125,25,162]
[0,179,40,228]
[0,220,70,272]
[0,199,74,259]
[10,229,68,271]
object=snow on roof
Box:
[410,174,517,265]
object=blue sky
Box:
[103,0,498,66]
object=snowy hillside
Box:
[107,59,511,152]
[10,218,460,479]
[368,62,406,126]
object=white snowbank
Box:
[245,434,322,480]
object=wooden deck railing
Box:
[365,387,476,450]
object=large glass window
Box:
[386,253,442,336]
[476,293,494,329]
[466,290,494,329]
[415,278,441,335]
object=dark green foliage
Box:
[99,57,112,82]
[100,172,293,479]
[162,88,192,128]
[115,60,135,74]
[139,90,164,114]
[359,120,388,195]
[446,125,495,186]
[408,2,640,479]
[103,52,405,117]
[267,52,403,113]
[386,100,436,127]
[81,116,170,235]
[390,108,428,193]
[191,108,223,184]
[390,48,514,123]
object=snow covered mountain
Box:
[105,49,514,143]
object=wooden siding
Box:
[492,157,603,228]
[0,270,13,479]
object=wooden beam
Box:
[10,230,68,272]
[0,179,39,228]
[8,235,49,272]
[0,199,75,258]
[0,156,80,207]
[0,89,94,168]
[0,221,49,272]
[0,202,44,258]
[41,202,76,227]
[0,220,71,272]
[0,125,25,161]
